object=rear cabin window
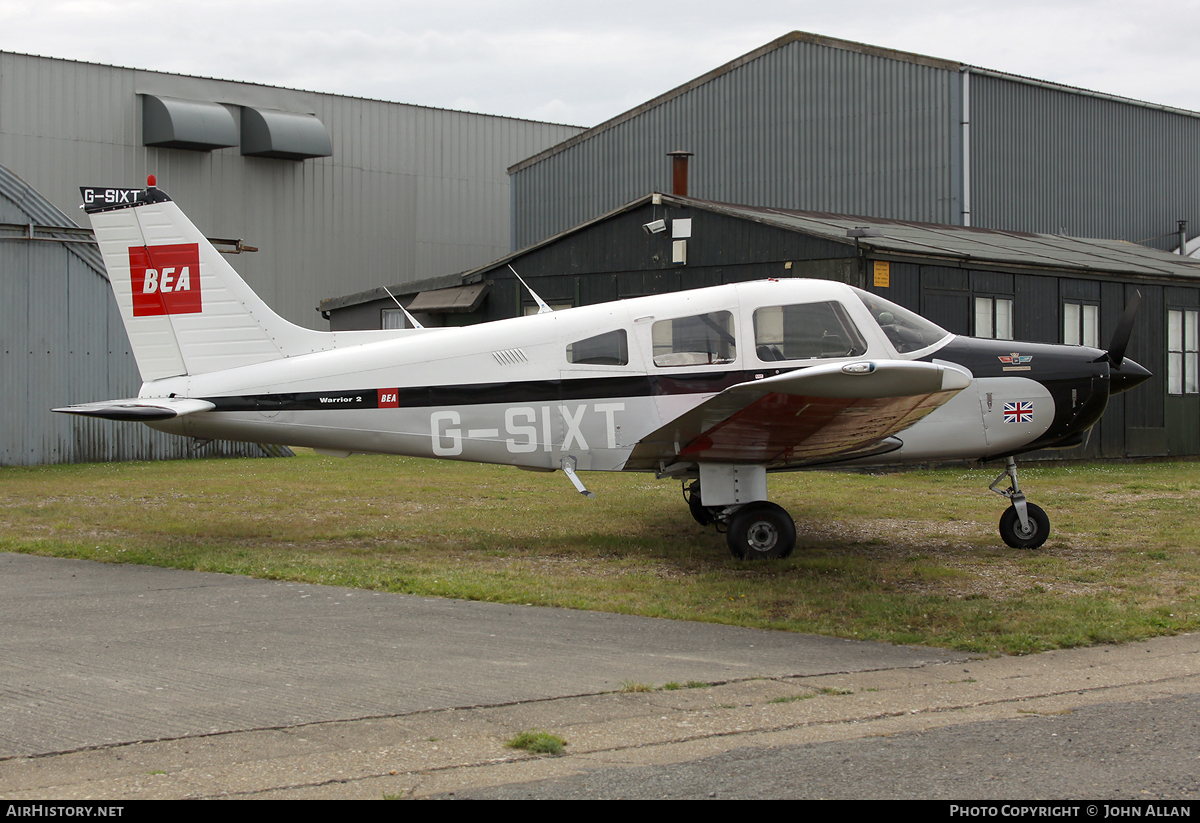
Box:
[753,302,868,361]
[652,311,736,367]
[566,329,629,366]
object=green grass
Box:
[618,681,654,693]
[769,693,816,704]
[505,730,567,756]
[3,451,1200,655]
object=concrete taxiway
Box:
[1,552,1197,799]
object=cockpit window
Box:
[852,288,950,353]
[652,311,736,367]
[753,302,868,361]
[566,329,628,366]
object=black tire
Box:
[999,503,1050,549]
[685,480,713,526]
[727,502,796,560]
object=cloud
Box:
[2,0,1197,123]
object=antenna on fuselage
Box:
[382,286,425,329]
[508,264,553,314]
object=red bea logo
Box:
[377,389,400,408]
[129,244,201,317]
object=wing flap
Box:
[52,397,215,422]
[628,360,971,469]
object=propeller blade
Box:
[1106,290,1142,368]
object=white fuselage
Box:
[140,280,1053,472]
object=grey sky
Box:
[1,0,1197,126]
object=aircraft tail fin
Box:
[83,181,329,381]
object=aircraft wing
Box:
[52,397,215,422]
[626,360,971,469]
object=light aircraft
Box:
[58,179,1151,559]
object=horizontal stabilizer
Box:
[52,397,215,422]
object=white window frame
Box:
[382,307,410,329]
[1168,308,1198,395]
[1063,301,1100,348]
[522,301,573,315]
[974,296,1013,340]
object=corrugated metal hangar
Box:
[0,50,579,465]
[0,50,580,329]
[0,166,284,464]
[5,31,1200,465]
[510,32,1200,255]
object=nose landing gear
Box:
[990,458,1050,549]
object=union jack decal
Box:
[1003,401,1034,423]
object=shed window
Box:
[1168,309,1198,395]
[523,302,573,315]
[382,308,410,329]
[975,296,1013,340]
[1063,301,1099,348]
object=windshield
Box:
[852,288,950,354]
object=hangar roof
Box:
[511,30,1200,176]
[325,191,1200,312]
[0,163,104,274]
[446,192,1200,285]
[700,198,1200,282]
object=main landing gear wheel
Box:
[684,480,714,526]
[727,502,797,560]
[999,503,1050,549]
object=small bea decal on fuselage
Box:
[129,243,201,317]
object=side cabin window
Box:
[753,302,867,361]
[652,311,736,367]
[566,329,629,366]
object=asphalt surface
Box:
[1,552,1198,800]
[436,694,1200,800]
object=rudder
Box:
[84,182,328,381]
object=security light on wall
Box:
[643,219,667,235]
